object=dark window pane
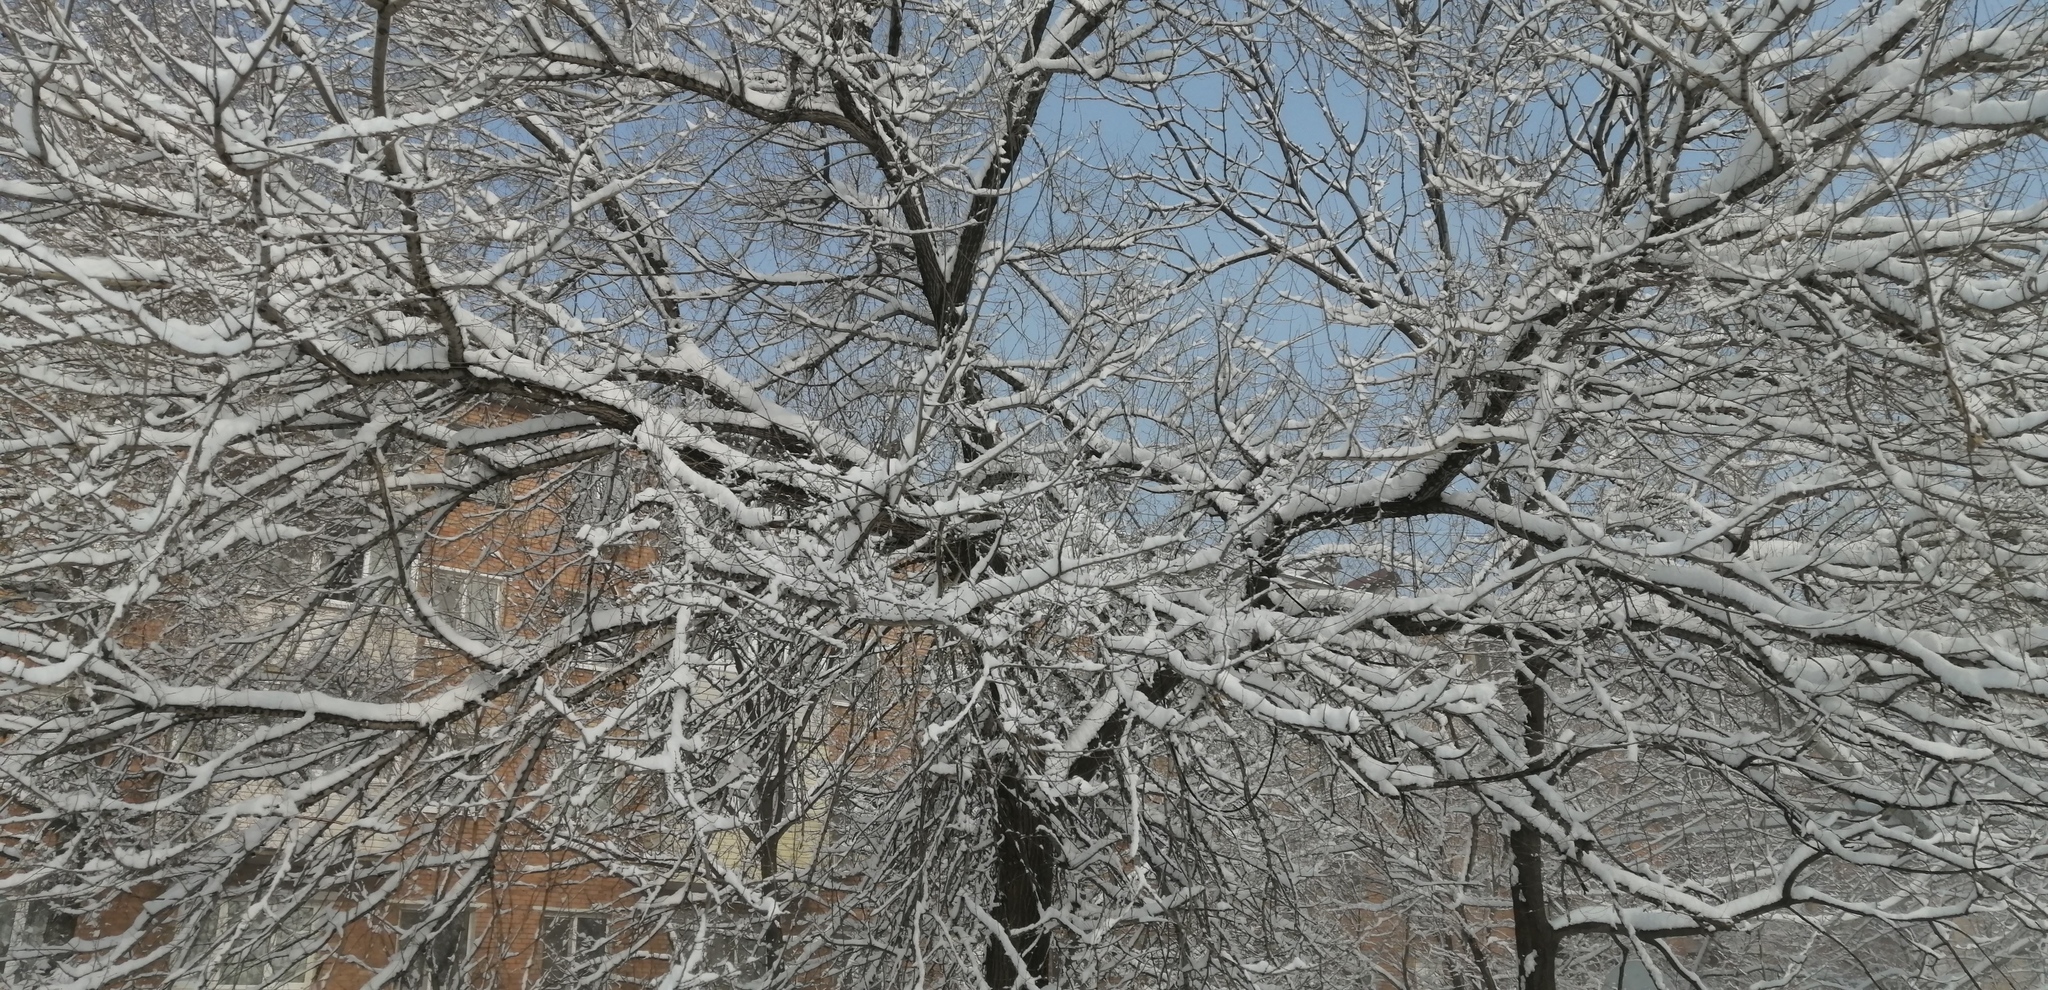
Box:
[400,908,467,990]
[539,913,607,990]
[39,910,74,946]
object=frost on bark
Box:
[4,0,2048,988]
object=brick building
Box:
[0,400,861,990]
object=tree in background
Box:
[3,0,2048,988]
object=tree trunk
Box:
[1509,656,1556,990]
[984,765,1057,989]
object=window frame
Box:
[0,900,77,982]
[536,910,610,990]
[423,564,506,636]
[673,900,771,986]
[396,903,472,990]
[195,895,324,990]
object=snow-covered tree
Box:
[4,0,2048,988]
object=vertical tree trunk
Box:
[1509,656,1556,990]
[984,766,1057,989]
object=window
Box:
[537,912,608,990]
[201,896,320,989]
[674,904,770,985]
[398,906,470,990]
[336,540,405,603]
[425,566,504,636]
[269,540,380,605]
[0,900,76,981]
